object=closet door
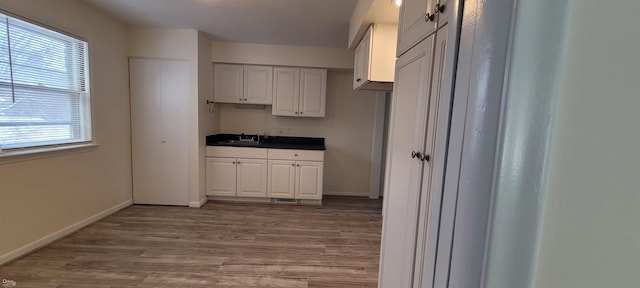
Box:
[130,59,163,205]
[379,34,435,287]
[158,60,190,205]
[130,58,189,206]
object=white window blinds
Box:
[0,12,91,151]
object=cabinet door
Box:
[436,0,449,27]
[236,158,268,198]
[295,161,323,200]
[299,68,326,117]
[397,0,437,57]
[413,24,448,288]
[353,28,371,89]
[206,157,237,197]
[267,160,296,198]
[244,65,273,104]
[214,64,243,103]
[379,34,435,287]
[272,67,300,116]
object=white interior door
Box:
[236,159,268,198]
[267,160,296,198]
[130,59,162,205]
[272,67,300,116]
[379,34,435,287]
[130,58,189,206]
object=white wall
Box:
[212,41,354,70]
[218,71,378,195]
[483,0,570,286]
[197,31,217,206]
[126,26,203,205]
[534,1,640,287]
[0,0,131,262]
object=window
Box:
[0,12,90,152]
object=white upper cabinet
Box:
[214,64,273,104]
[353,24,398,91]
[244,65,273,105]
[299,68,327,117]
[397,0,438,57]
[272,67,300,116]
[214,64,243,103]
[273,67,326,118]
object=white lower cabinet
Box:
[236,159,268,197]
[267,149,324,200]
[206,158,237,197]
[267,160,296,198]
[295,161,323,200]
[206,157,267,198]
[206,146,324,201]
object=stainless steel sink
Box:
[217,139,262,146]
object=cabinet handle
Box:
[300,112,303,115]
[232,161,236,164]
[356,78,362,82]
[297,164,300,167]
[295,112,299,114]
[294,154,298,157]
[237,161,241,164]
[238,98,242,101]
[420,154,431,162]
[292,164,295,167]
[425,12,435,22]
[411,151,419,158]
[436,3,446,13]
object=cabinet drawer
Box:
[267,149,324,161]
[206,146,267,158]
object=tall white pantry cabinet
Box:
[129,58,190,206]
[379,0,454,286]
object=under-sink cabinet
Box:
[206,146,324,201]
[205,147,268,197]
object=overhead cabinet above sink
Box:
[213,63,327,118]
[214,64,273,105]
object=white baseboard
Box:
[189,197,208,208]
[0,199,132,266]
[323,191,369,197]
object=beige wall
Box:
[126,26,204,206]
[212,41,354,70]
[197,31,218,205]
[534,0,640,287]
[0,0,131,261]
[218,71,378,195]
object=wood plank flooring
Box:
[0,196,383,287]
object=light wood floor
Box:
[0,196,383,287]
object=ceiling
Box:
[84,0,359,48]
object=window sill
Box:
[0,143,100,165]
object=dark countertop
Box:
[206,134,326,151]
